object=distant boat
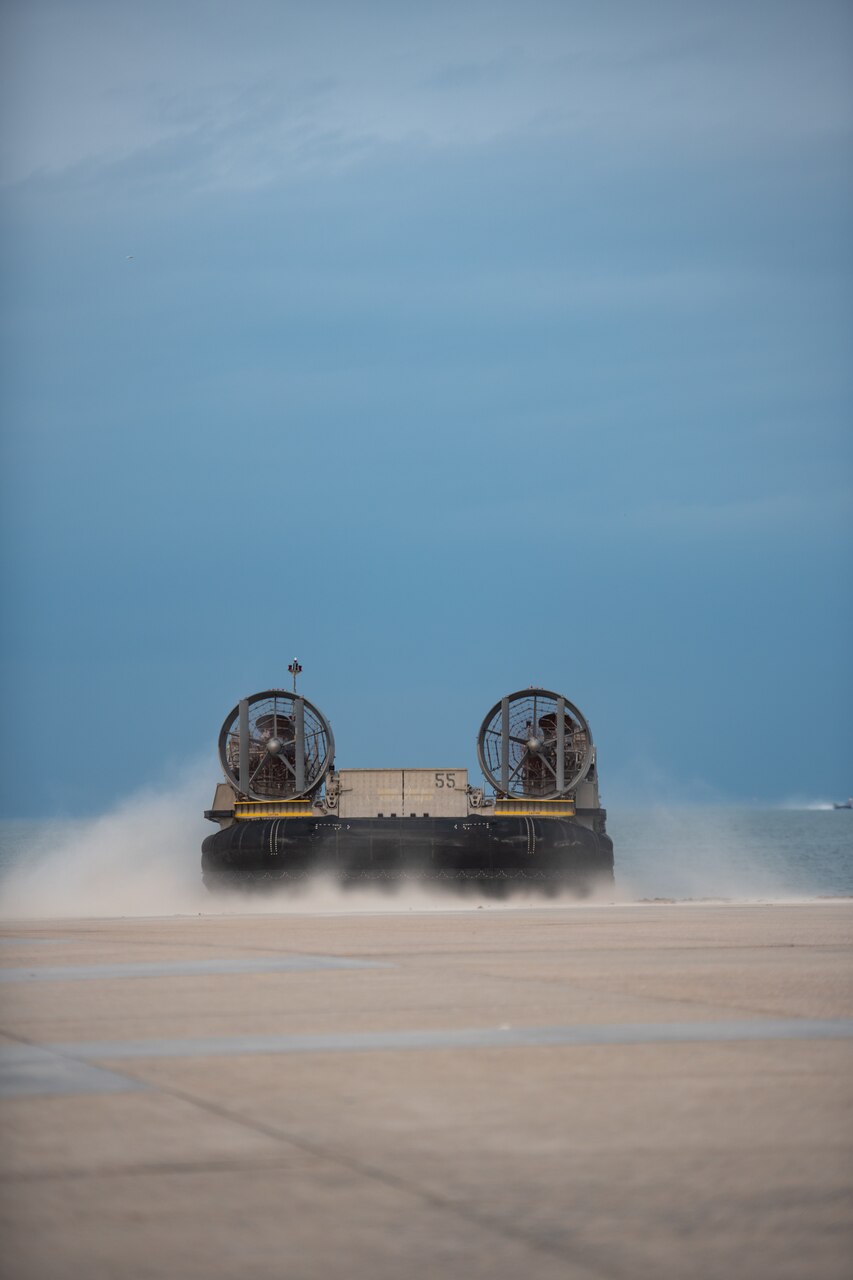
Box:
[834,798,853,810]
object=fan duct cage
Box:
[218,690,334,801]
[477,689,593,800]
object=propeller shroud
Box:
[477,688,594,800]
[218,690,334,801]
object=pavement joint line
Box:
[0,1042,146,1098]
[123,1075,611,1279]
[0,1156,316,1185]
[6,1018,850,1099]
[465,968,836,1022]
[0,938,71,947]
[0,1031,612,1276]
[0,955,391,982]
[7,1018,853,1064]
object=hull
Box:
[202,815,614,896]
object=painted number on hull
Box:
[434,772,457,788]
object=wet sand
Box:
[1,900,851,1279]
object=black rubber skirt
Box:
[201,815,614,895]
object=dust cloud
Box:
[0,764,213,919]
[0,765,622,920]
[1,776,837,921]
[611,806,794,901]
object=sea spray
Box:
[0,762,213,919]
[1,790,850,919]
[0,758,620,917]
[609,806,841,899]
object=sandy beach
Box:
[1,899,851,1279]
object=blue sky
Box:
[1,0,851,815]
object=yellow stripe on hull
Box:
[494,799,575,817]
[234,801,315,820]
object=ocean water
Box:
[0,804,851,918]
[609,807,853,900]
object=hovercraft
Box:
[202,674,614,895]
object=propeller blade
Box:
[508,753,528,784]
[248,751,271,785]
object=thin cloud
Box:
[625,489,853,537]
[3,2,851,188]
